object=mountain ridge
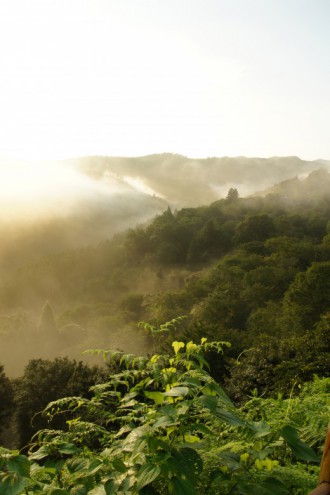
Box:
[67,154,330,207]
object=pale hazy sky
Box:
[0,0,329,161]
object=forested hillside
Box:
[0,168,329,389]
[0,167,330,494]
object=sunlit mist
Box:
[0,158,158,222]
[122,176,164,198]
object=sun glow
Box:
[0,158,121,221]
[0,155,167,223]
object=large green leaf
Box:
[177,448,203,480]
[164,387,189,397]
[7,455,30,477]
[216,387,233,407]
[250,420,271,438]
[214,408,247,427]
[122,426,148,452]
[104,479,118,495]
[0,474,28,495]
[160,405,177,416]
[44,458,66,473]
[203,383,233,407]
[112,458,127,473]
[29,445,50,460]
[84,459,103,476]
[57,442,79,455]
[66,458,90,474]
[136,463,161,491]
[118,474,137,491]
[145,391,165,405]
[242,477,290,495]
[198,394,218,412]
[181,377,201,388]
[170,477,196,495]
[187,422,213,436]
[172,341,185,355]
[154,415,177,428]
[217,451,241,471]
[281,425,321,462]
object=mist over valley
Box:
[0,153,328,277]
[0,154,330,377]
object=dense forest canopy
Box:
[0,164,329,384]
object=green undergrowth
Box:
[0,331,328,494]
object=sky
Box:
[0,0,329,162]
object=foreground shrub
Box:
[0,333,324,494]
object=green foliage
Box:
[225,327,330,402]
[0,365,15,437]
[14,358,105,449]
[283,262,330,332]
[1,336,324,494]
[235,214,275,244]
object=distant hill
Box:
[254,167,330,200]
[68,154,329,207]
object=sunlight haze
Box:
[0,0,329,162]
